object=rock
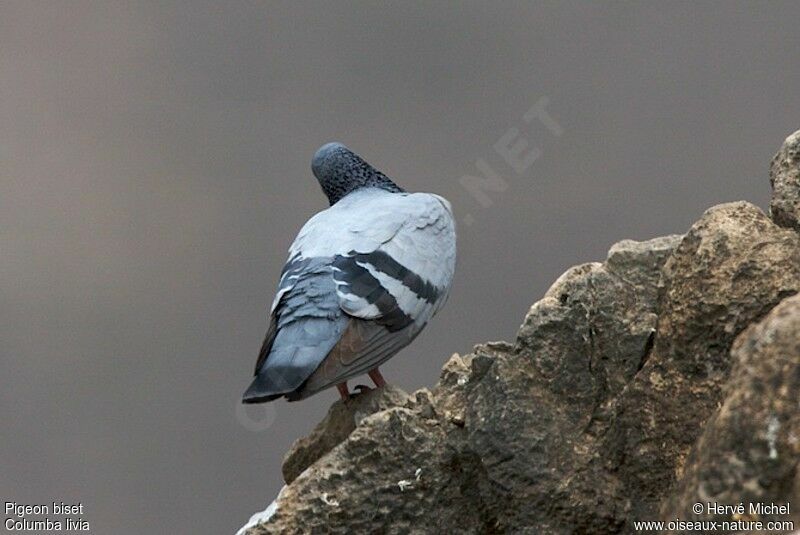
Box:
[770,129,800,231]
[517,235,681,423]
[660,293,800,533]
[249,391,487,534]
[598,202,800,526]
[237,487,286,535]
[282,385,410,484]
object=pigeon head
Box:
[311,142,404,205]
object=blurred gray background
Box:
[2,1,799,533]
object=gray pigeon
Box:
[242,143,456,403]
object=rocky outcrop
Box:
[242,132,800,534]
[281,385,410,485]
[770,129,800,231]
[661,293,800,532]
[599,201,800,525]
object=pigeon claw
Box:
[353,384,373,395]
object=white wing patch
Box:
[356,260,431,322]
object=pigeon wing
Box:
[292,192,457,397]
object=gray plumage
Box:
[243,143,456,403]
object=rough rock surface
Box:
[770,129,800,231]
[662,293,800,532]
[598,202,800,526]
[282,385,410,484]
[243,133,800,534]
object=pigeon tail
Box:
[242,310,349,404]
[241,373,290,404]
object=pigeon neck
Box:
[323,158,404,206]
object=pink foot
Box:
[368,368,387,388]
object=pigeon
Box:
[242,142,456,403]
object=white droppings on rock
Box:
[320,493,339,507]
[397,468,422,492]
[398,479,413,492]
[766,416,780,459]
[236,486,286,535]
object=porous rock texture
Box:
[243,132,800,534]
[661,293,800,532]
[281,385,410,485]
[771,129,800,231]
